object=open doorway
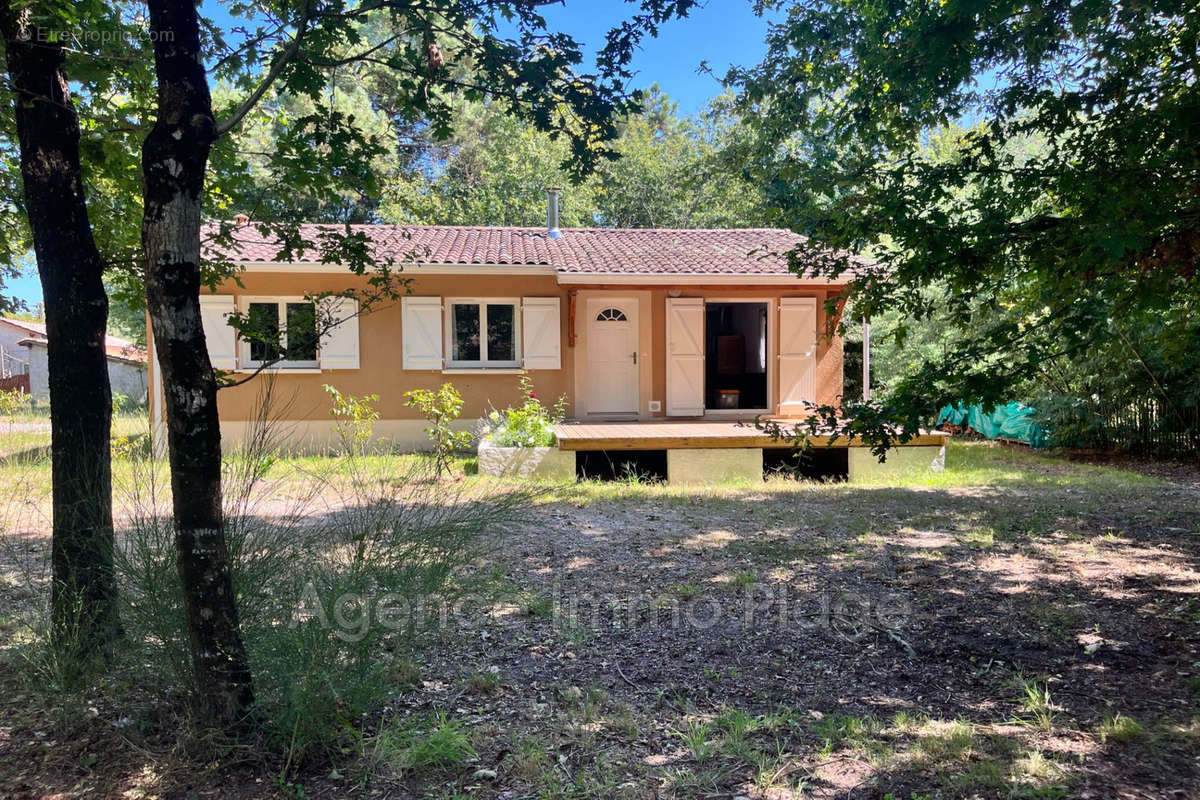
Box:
[705,302,768,410]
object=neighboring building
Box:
[150,201,868,454]
[0,317,148,403]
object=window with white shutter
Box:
[198,294,237,370]
[318,296,360,370]
[521,297,560,370]
[402,297,444,370]
[238,298,319,368]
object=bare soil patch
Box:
[2,446,1198,799]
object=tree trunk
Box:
[142,0,254,727]
[1,3,119,658]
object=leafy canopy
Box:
[728,0,1200,427]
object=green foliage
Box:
[404,383,473,476]
[324,384,380,456]
[674,719,715,762]
[729,0,1200,438]
[1098,713,1145,745]
[108,410,529,766]
[479,375,567,448]
[381,88,768,229]
[0,388,30,424]
[362,710,477,776]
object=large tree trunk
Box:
[1,3,119,657]
[142,0,254,727]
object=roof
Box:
[1,317,147,364]
[206,223,869,281]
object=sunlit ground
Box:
[1,436,1197,798]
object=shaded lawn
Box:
[0,441,1197,799]
[0,410,150,461]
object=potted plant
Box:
[476,376,574,480]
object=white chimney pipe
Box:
[545,187,562,239]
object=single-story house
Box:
[148,197,945,481]
[0,316,148,403]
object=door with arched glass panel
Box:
[585,299,638,414]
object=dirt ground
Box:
[2,443,1199,799]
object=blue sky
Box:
[8,1,778,307]
[526,0,781,114]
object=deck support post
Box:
[667,448,763,486]
[862,317,871,402]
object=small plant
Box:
[1013,676,1058,730]
[324,384,380,456]
[729,569,759,590]
[516,591,554,619]
[0,387,29,429]
[478,374,567,448]
[674,719,715,762]
[669,583,702,600]
[1098,712,1144,744]
[405,382,473,477]
[366,710,477,775]
[465,667,502,694]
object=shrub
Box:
[479,375,567,448]
[0,387,29,428]
[324,383,380,456]
[106,382,530,768]
[404,382,473,477]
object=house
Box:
[0,317,148,403]
[148,195,945,481]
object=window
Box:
[595,307,628,322]
[242,299,318,367]
[446,299,520,368]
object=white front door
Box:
[586,299,639,414]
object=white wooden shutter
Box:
[318,296,359,370]
[666,297,705,416]
[521,297,561,370]
[402,297,443,370]
[778,297,818,415]
[198,294,237,370]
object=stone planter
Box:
[477,439,576,481]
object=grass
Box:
[1098,713,1145,744]
[2,437,1194,798]
[674,719,715,762]
[1012,676,1058,730]
[464,668,502,694]
[363,711,477,776]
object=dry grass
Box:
[1,440,1197,798]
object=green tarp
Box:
[937,402,1049,448]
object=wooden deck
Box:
[553,420,948,451]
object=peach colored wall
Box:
[152,273,846,427]
[210,273,571,422]
[640,286,845,417]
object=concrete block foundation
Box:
[667,447,764,486]
[477,441,577,481]
[847,444,946,482]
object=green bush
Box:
[106,390,530,769]
[404,382,473,476]
[479,375,567,448]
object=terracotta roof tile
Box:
[205,223,868,281]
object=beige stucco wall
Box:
[210,272,572,423]
[641,286,844,417]
[148,272,847,432]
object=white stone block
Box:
[847,444,946,482]
[667,448,763,486]
[477,441,576,481]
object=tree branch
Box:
[213,4,313,138]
